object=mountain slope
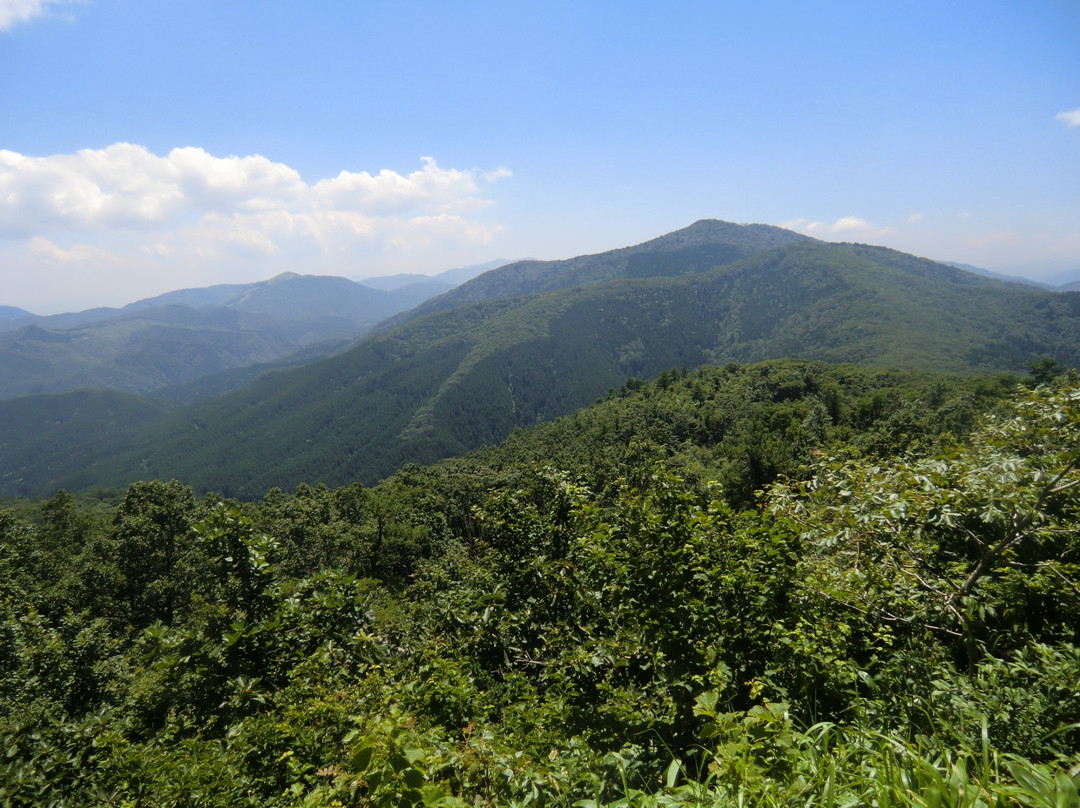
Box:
[0,388,173,495]
[379,220,814,329]
[29,238,1080,498]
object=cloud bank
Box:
[0,0,67,31]
[0,145,502,234]
[0,144,510,311]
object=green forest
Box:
[2,360,1078,806]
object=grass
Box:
[566,720,1080,808]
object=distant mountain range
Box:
[0,306,34,323]
[5,219,1080,498]
[0,267,496,401]
[945,262,1080,291]
[353,259,513,292]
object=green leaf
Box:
[665,758,681,788]
[350,745,373,774]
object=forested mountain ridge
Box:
[16,236,1080,498]
[377,219,815,330]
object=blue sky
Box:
[1,0,1078,313]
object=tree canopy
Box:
[1,361,1077,806]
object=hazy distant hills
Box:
[13,224,1080,498]
[0,306,301,400]
[944,262,1080,291]
[944,262,1048,288]
[0,306,34,323]
[355,259,512,292]
[0,271,463,400]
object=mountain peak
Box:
[0,305,35,322]
[381,219,814,329]
[645,219,816,250]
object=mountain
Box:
[122,281,258,312]
[943,262,1050,288]
[355,259,514,291]
[0,306,34,323]
[0,274,373,334]
[378,220,814,330]
[0,272,455,400]
[14,227,1080,499]
[219,272,390,323]
[432,258,517,286]
[0,306,302,399]
[356,274,454,293]
[0,388,173,495]
[0,306,125,333]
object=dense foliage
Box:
[1,361,1077,806]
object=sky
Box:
[1,1,1079,314]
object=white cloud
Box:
[906,212,924,223]
[828,216,872,233]
[28,236,112,264]
[169,147,306,212]
[1056,108,1080,128]
[783,215,888,237]
[780,217,830,232]
[0,144,308,233]
[311,156,488,216]
[484,167,513,182]
[0,144,511,311]
[0,0,70,31]
[0,145,505,238]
